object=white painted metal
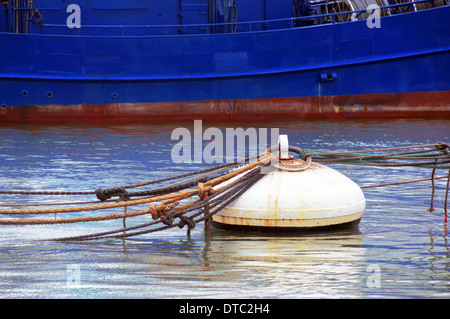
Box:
[213,161,366,229]
[278,135,290,159]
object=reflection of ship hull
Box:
[1,3,450,124]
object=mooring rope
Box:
[0,142,448,240]
[287,143,450,210]
[360,175,449,189]
[296,142,450,216]
[297,142,450,169]
[0,157,249,199]
[51,161,270,241]
[0,155,269,226]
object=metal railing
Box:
[6,0,448,36]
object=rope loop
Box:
[435,142,450,156]
[435,142,449,151]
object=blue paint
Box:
[0,0,449,109]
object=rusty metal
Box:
[1,91,450,125]
[275,157,313,171]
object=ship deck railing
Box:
[4,0,446,36]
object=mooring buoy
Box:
[212,135,366,232]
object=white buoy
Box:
[212,135,366,232]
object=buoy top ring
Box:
[265,135,312,171]
[275,156,312,171]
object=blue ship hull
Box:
[0,0,449,123]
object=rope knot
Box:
[161,212,175,226]
[149,204,159,220]
[178,215,196,231]
[149,201,179,220]
[198,183,213,200]
[95,187,128,202]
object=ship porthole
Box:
[111,92,118,100]
[47,91,54,99]
[21,90,29,97]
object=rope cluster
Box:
[0,154,271,240]
[0,142,449,240]
[298,142,450,169]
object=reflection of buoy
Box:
[212,135,366,232]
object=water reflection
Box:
[0,119,449,298]
[201,229,367,298]
[106,228,366,298]
[0,216,448,298]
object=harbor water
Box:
[0,118,449,299]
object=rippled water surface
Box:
[0,118,449,298]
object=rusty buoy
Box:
[212,135,366,232]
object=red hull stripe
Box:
[1,91,449,125]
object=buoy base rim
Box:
[211,218,362,234]
[212,211,363,228]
